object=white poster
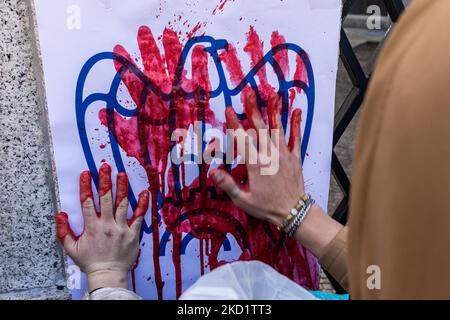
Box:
[34,0,341,299]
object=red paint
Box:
[289,88,296,109]
[270,31,289,77]
[219,44,245,86]
[244,26,272,101]
[199,239,205,275]
[79,171,93,204]
[243,89,260,131]
[267,91,279,130]
[102,25,319,298]
[288,108,302,152]
[98,163,112,198]
[148,169,164,299]
[172,231,182,298]
[225,107,240,130]
[128,190,150,227]
[55,212,77,244]
[115,172,128,211]
[131,249,141,292]
[294,54,308,94]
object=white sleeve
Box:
[82,288,143,300]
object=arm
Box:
[210,90,348,289]
[55,163,149,299]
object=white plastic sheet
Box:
[180,261,317,300]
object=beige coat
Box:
[320,0,450,299]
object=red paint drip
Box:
[199,239,205,275]
[128,191,150,228]
[148,168,165,299]
[294,54,308,94]
[219,44,245,87]
[172,232,182,298]
[270,31,289,77]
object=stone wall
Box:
[0,0,69,299]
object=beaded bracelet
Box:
[278,194,315,235]
[286,197,315,237]
[277,194,310,233]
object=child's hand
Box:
[55,164,149,292]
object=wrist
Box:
[271,193,308,229]
[86,268,129,292]
[294,203,344,258]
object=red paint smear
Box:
[103,25,319,299]
[115,172,128,210]
[219,44,245,87]
[162,28,182,81]
[55,212,78,244]
[129,191,150,227]
[270,31,289,77]
[148,168,165,299]
[289,88,296,108]
[244,26,273,101]
[199,239,205,275]
[288,108,302,152]
[294,54,308,94]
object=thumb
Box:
[209,169,250,208]
[128,190,149,237]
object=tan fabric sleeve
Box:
[348,0,450,299]
[318,226,349,291]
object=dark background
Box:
[349,0,389,15]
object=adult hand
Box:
[210,91,304,227]
[210,91,343,259]
[55,164,149,292]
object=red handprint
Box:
[99,25,318,299]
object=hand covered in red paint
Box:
[211,92,344,259]
[210,92,304,227]
[55,164,149,292]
